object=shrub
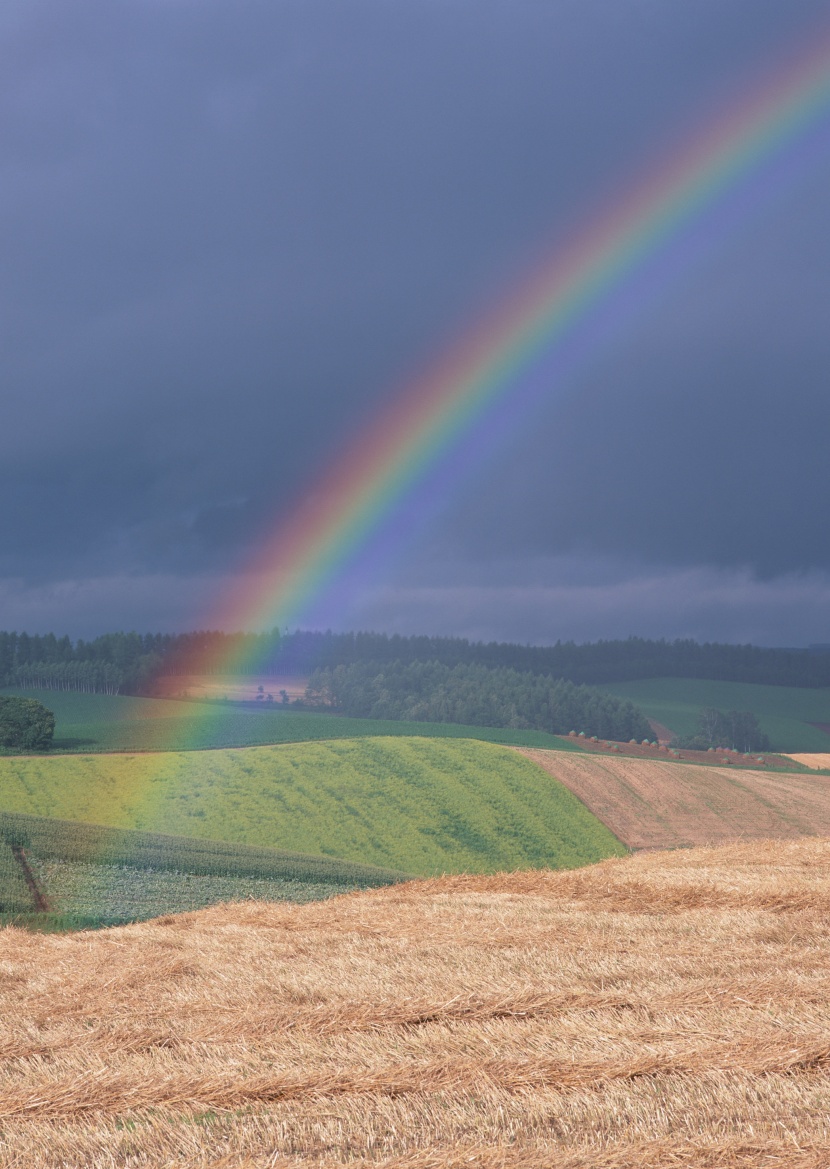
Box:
[0,697,55,751]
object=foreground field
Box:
[3,838,830,1166]
[0,738,625,875]
[521,749,830,850]
[600,676,830,752]
[0,688,572,753]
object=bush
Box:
[0,697,55,751]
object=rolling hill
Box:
[0,737,625,876]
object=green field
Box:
[0,688,577,753]
[0,737,626,876]
[0,842,35,915]
[0,809,405,929]
[600,678,830,752]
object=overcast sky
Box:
[3,0,830,646]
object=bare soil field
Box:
[785,753,830,771]
[646,718,674,744]
[519,749,830,850]
[3,839,830,1166]
[153,674,308,703]
[563,733,801,770]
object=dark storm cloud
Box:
[2,0,830,639]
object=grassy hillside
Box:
[0,688,576,753]
[600,677,830,752]
[0,810,405,928]
[0,737,625,875]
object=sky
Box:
[2,0,830,647]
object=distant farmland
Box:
[0,737,625,876]
[600,676,830,751]
[0,688,575,753]
[521,748,830,850]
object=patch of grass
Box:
[0,688,579,753]
[0,738,626,875]
[599,677,830,753]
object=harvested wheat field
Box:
[785,754,830,771]
[4,840,830,1166]
[520,748,830,850]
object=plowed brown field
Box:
[4,841,830,1166]
[518,749,830,850]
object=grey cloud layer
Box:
[2,0,829,639]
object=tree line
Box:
[9,662,125,695]
[0,631,162,695]
[2,628,829,697]
[303,660,653,742]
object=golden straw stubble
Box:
[3,838,830,1166]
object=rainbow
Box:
[194,24,830,673]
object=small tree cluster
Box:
[674,707,771,753]
[0,696,55,752]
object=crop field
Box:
[520,748,830,850]
[2,837,830,1166]
[0,737,624,875]
[786,753,830,770]
[0,810,405,928]
[0,687,574,753]
[600,677,830,751]
[20,859,372,928]
[0,842,35,915]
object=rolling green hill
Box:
[600,678,830,752]
[0,688,577,753]
[0,737,625,876]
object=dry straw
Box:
[2,838,830,1166]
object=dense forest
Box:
[1,628,829,696]
[304,661,653,742]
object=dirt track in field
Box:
[518,749,830,850]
